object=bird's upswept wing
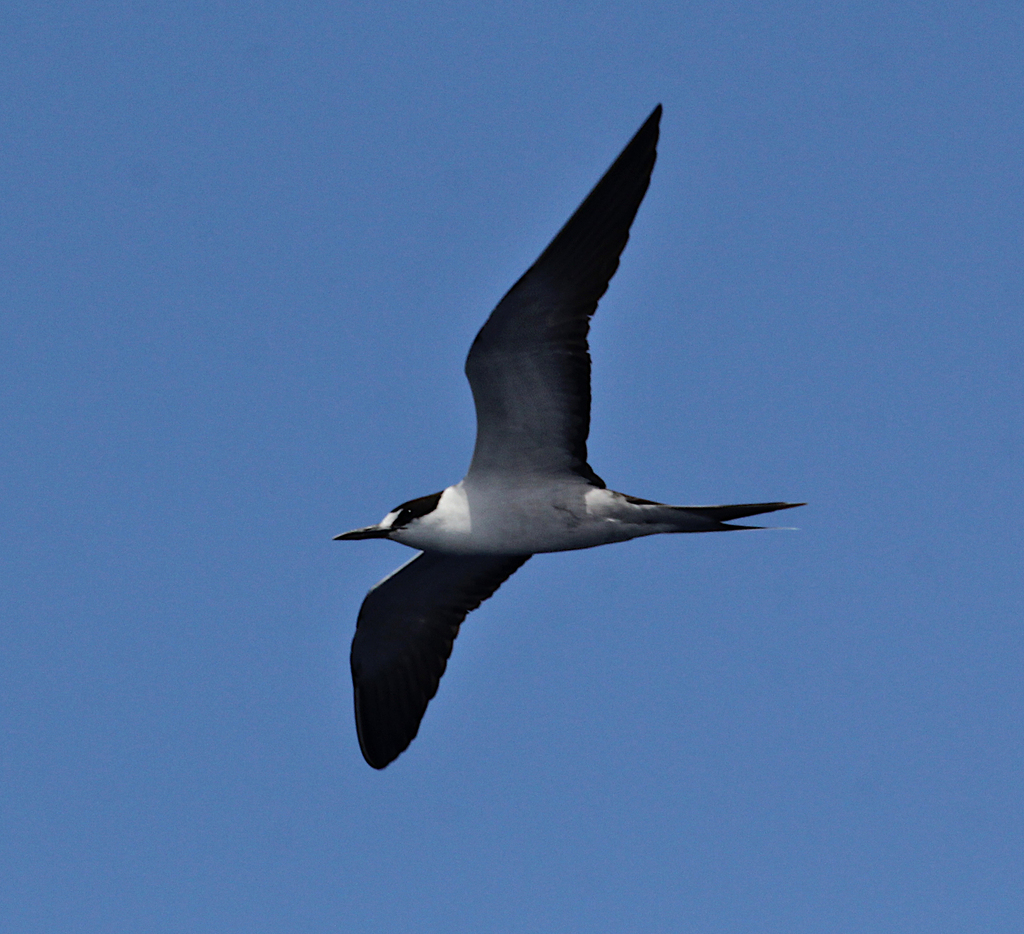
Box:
[464,105,662,487]
[350,550,530,769]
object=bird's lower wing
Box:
[350,550,531,769]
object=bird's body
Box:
[337,105,802,768]
[353,481,794,555]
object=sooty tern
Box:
[337,105,802,769]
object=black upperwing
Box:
[465,106,662,487]
[350,550,530,769]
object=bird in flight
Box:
[337,105,802,769]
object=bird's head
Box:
[334,490,444,542]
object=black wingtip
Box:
[634,104,662,146]
[354,685,405,769]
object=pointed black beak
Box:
[333,526,392,541]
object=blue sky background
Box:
[2,3,1022,931]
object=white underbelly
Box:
[401,518,638,554]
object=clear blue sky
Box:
[2,3,1022,931]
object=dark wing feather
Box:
[465,105,662,486]
[350,550,530,769]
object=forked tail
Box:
[679,501,805,529]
